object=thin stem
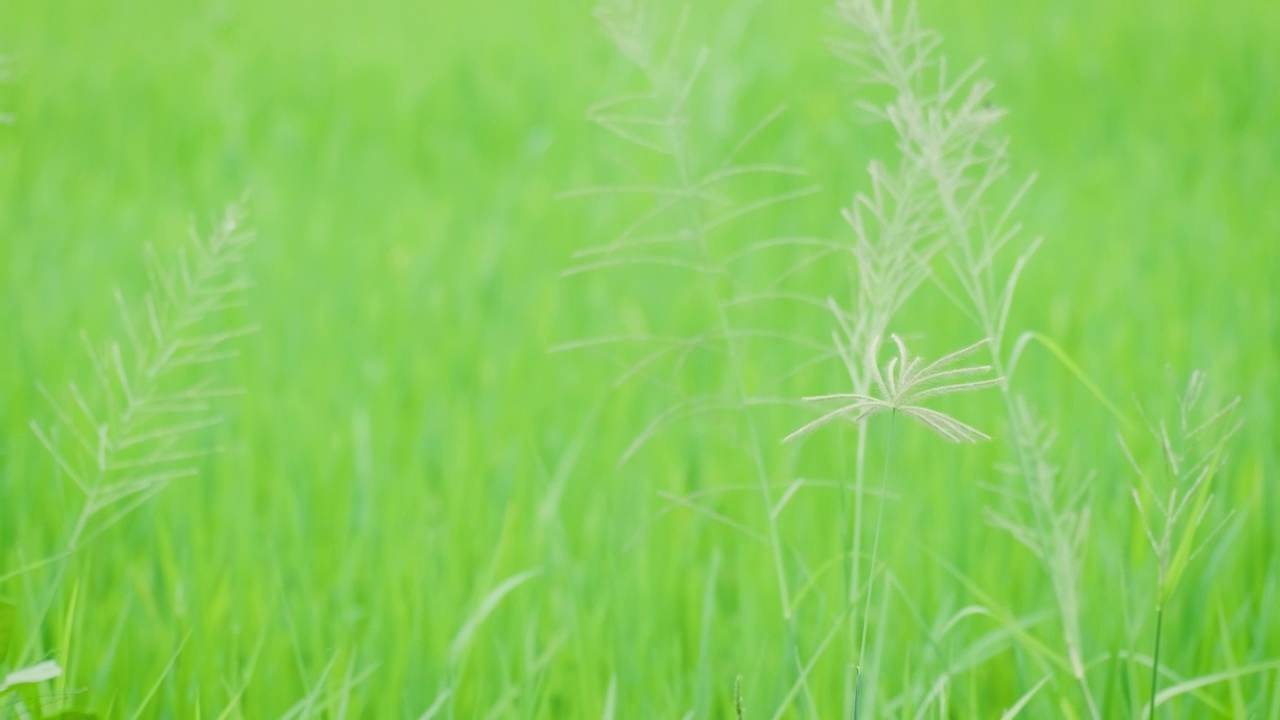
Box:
[667,103,793,623]
[850,426,869,604]
[1148,604,1164,720]
[857,411,896,684]
[845,422,869,716]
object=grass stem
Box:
[1149,604,1164,720]
[856,410,896,706]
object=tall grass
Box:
[564,0,824,637]
[2,203,255,717]
[826,0,1109,712]
[1122,371,1243,717]
[1,0,1275,715]
[786,335,1001,713]
[567,0,1267,716]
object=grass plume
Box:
[1120,370,1243,718]
[28,203,256,555]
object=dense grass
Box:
[1,0,1278,716]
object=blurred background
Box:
[1,0,1277,716]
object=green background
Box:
[1,0,1277,716]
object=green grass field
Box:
[2,0,1278,716]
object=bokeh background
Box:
[1,0,1277,716]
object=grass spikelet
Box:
[27,202,256,556]
[1120,370,1243,719]
[785,335,999,444]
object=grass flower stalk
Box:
[831,0,1100,713]
[1120,371,1242,718]
[570,0,823,637]
[788,334,999,712]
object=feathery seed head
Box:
[785,335,1000,443]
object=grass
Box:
[1,0,1278,716]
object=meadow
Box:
[1,0,1278,716]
